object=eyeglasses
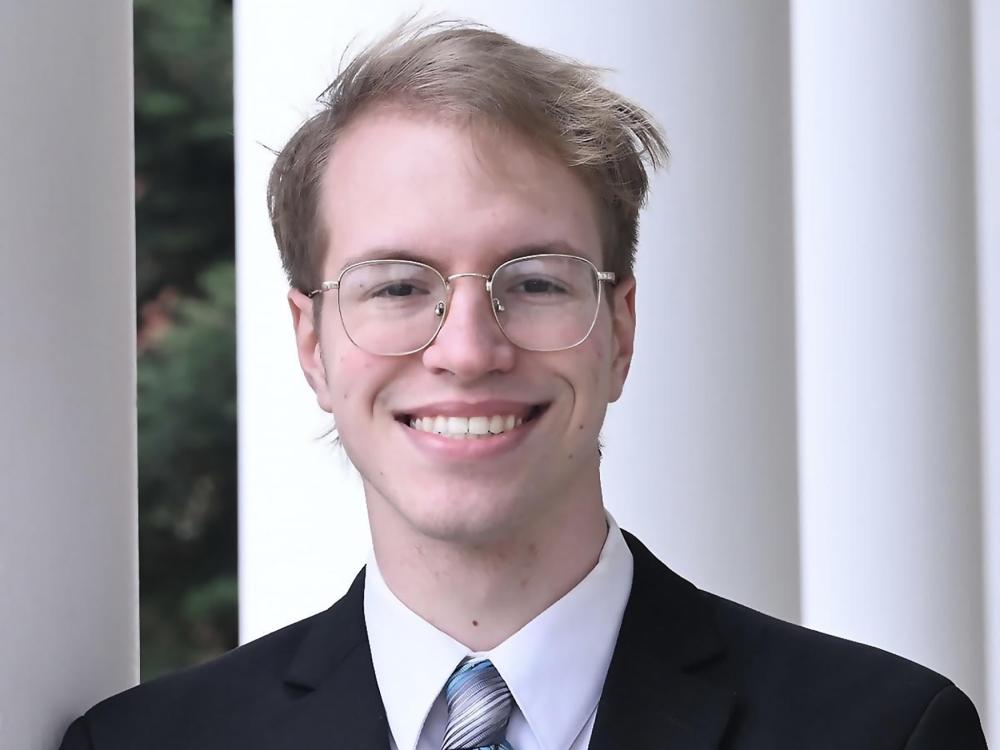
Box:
[306,253,616,356]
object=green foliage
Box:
[134,0,234,309]
[134,0,237,680]
[138,263,237,680]
[138,262,237,680]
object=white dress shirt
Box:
[364,515,634,750]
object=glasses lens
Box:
[337,261,446,355]
[491,256,601,351]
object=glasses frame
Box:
[306,253,617,356]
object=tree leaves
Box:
[135,0,236,681]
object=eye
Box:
[371,282,429,298]
[513,278,568,294]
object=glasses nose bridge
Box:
[444,270,492,292]
[441,270,495,309]
[433,270,503,341]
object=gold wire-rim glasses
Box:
[306,253,617,356]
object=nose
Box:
[420,277,516,380]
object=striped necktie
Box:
[441,657,515,750]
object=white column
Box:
[974,0,1000,741]
[596,0,801,623]
[0,3,138,748]
[236,0,800,639]
[792,0,985,713]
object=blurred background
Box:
[133,0,237,679]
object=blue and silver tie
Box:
[441,657,515,750]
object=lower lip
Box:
[398,412,543,461]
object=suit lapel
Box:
[258,534,735,749]
[266,568,390,750]
[588,532,735,750]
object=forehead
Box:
[318,108,602,273]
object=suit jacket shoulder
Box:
[60,570,389,750]
[82,613,314,744]
[709,590,972,744]
[586,531,987,749]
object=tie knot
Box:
[441,657,514,750]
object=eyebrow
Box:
[336,240,591,274]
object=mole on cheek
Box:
[472,620,479,627]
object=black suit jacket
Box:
[60,532,987,748]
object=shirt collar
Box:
[490,516,633,750]
[364,515,634,750]
[364,557,468,750]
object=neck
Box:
[367,485,608,651]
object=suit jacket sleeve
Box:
[58,717,94,750]
[904,684,988,749]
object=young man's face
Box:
[290,108,636,546]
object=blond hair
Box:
[267,20,667,296]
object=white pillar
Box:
[596,0,801,623]
[792,0,985,713]
[974,0,1000,741]
[0,3,138,748]
[236,0,800,639]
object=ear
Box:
[608,276,636,403]
[288,288,334,413]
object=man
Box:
[61,21,987,749]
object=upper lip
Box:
[394,400,545,419]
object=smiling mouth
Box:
[395,404,549,439]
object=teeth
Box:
[406,413,530,438]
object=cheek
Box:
[323,346,419,432]
[578,326,615,392]
[560,339,613,427]
[323,347,383,414]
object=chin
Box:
[391,484,535,547]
